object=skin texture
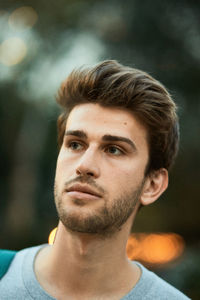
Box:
[34,104,168,300]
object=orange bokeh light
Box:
[126,233,185,266]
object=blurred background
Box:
[0,0,199,298]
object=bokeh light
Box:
[48,227,57,245]
[0,37,27,66]
[127,233,185,266]
[8,6,38,31]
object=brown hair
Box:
[56,60,179,175]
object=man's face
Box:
[54,103,149,236]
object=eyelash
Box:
[65,140,125,156]
[66,141,83,150]
[105,145,125,156]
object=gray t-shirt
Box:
[0,245,190,299]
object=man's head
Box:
[56,60,179,176]
[54,60,179,236]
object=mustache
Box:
[63,175,106,195]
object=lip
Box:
[66,184,102,198]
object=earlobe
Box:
[140,168,168,206]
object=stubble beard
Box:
[54,177,144,237]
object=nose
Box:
[75,147,100,178]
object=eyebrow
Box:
[65,130,87,139]
[65,130,137,151]
[102,135,137,151]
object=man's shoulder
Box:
[147,271,189,299]
[0,244,46,277]
[0,245,47,300]
[0,244,44,270]
[126,262,190,300]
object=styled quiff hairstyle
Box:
[56,60,179,175]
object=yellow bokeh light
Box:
[0,37,27,66]
[126,233,185,266]
[48,227,57,245]
[8,6,38,31]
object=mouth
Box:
[66,183,102,198]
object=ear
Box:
[140,168,168,206]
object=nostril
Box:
[76,168,94,177]
[87,171,94,176]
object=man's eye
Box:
[106,146,123,156]
[68,141,83,150]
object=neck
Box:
[35,220,141,299]
[53,221,130,266]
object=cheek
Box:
[107,161,145,191]
[55,154,67,183]
[54,161,69,196]
[55,151,76,185]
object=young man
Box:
[0,60,190,299]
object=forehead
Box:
[66,103,148,149]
